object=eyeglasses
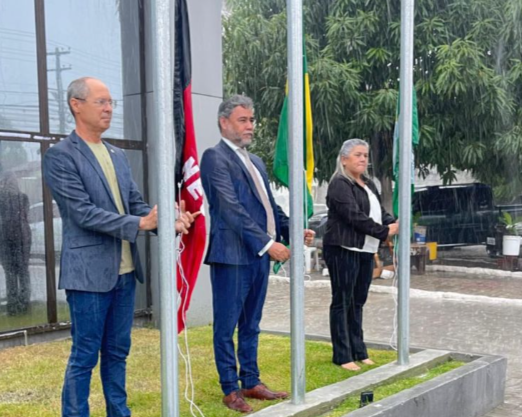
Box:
[74,97,117,109]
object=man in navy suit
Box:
[201,95,314,413]
[43,77,196,417]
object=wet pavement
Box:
[374,271,522,300]
[434,245,499,269]
[262,265,522,416]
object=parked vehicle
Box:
[28,200,62,259]
[309,183,500,248]
[308,210,328,246]
[413,183,496,247]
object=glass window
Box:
[45,0,141,140]
[54,195,67,322]
[0,0,39,132]
[0,141,46,331]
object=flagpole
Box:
[287,0,306,404]
[151,0,179,415]
[397,0,415,366]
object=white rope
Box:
[388,235,400,351]
[175,181,207,417]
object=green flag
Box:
[392,88,420,218]
[273,47,314,221]
[272,46,314,274]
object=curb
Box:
[427,264,522,279]
[269,275,522,306]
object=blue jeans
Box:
[211,256,270,395]
[62,272,136,417]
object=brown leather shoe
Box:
[242,383,289,401]
[223,390,253,413]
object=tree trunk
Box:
[370,132,394,213]
[380,175,393,214]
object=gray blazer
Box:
[43,131,152,292]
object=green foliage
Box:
[223,0,522,200]
[412,211,422,226]
[0,142,28,174]
[323,359,465,417]
[499,211,522,235]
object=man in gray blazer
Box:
[43,77,196,417]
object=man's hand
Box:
[268,242,290,262]
[304,229,316,246]
[175,200,201,235]
[139,205,158,231]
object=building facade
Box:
[0,0,220,341]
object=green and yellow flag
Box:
[273,47,314,220]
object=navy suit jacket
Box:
[200,140,289,265]
[43,131,152,292]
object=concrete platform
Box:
[251,334,506,417]
[345,353,506,417]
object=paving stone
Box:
[262,277,522,417]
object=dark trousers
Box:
[62,272,136,417]
[0,243,31,315]
[323,246,374,365]
[210,256,270,396]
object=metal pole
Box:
[150,1,179,415]
[287,0,306,404]
[47,47,70,133]
[55,48,65,133]
[397,0,415,366]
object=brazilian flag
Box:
[273,47,314,220]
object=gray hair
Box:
[331,138,369,182]
[67,77,94,117]
[217,94,254,131]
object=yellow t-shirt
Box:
[86,141,134,275]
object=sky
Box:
[0,0,130,138]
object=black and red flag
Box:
[173,0,206,333]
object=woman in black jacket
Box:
[323,139,399,370]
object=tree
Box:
[223,0,522,205]
[0,141,28,175]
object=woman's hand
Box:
[304,229,316,246]
[388,222,399,236]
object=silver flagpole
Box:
[398,0,415,366]
[287,0,306,404]
[151,0,179,415]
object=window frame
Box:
[0,0,150,333]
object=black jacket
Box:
[323,174,395,249]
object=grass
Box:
[0,326,395,416]
[0,326,461,417]
[321,359,465,417]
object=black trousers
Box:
[0,243,31,316]
[323,245,374,365]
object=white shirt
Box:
[222,137,274,256]
[343,184,382,254]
